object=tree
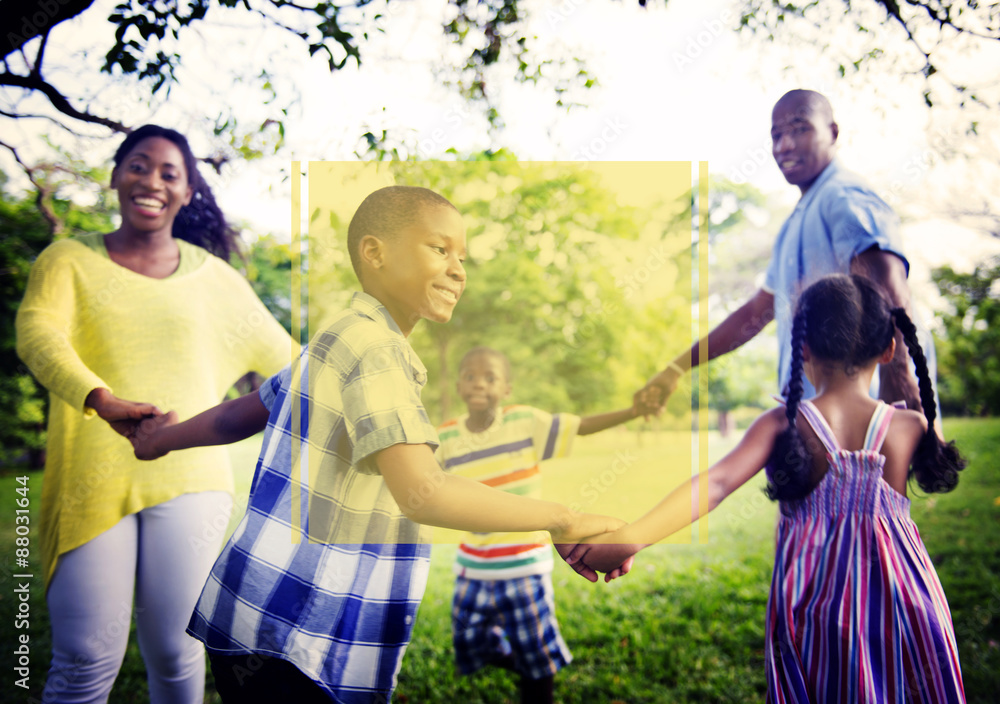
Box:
[4,0,997,177]
[0,194,50,467]
[698,349,774,436]
[736,1,999,106]
[0,170,117,467]
[686,177,779,434]
[931,256,1000,416]
[1,0,594,173]
[241,233,295,336]
[304,158,695,423]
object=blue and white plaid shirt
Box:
[187,292,440,703]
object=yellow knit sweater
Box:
[16,234,296,587]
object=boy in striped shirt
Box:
[437,346,641,703]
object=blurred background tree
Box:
[932,257,1000,417]
[305,158,695,424]
[0,165,116,467]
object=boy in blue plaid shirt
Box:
[132,185,625,703]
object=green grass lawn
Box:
[2,418,998,703]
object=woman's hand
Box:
[85,388,162,439]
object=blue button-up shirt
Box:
[763,158,914,399]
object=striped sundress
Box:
[766,400,965,703]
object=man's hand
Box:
[633,365,684,419]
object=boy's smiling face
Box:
[457,353,511,414]
[371,204,467,335]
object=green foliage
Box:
[239,234,294,335]
[932,257,1000,416]
[303,162,781,425]
[0,165,156,460]
[698,348,774,413]
[0,195,51,465]
[3,0,597,148]
[383,161,691,422]
[0,170,120,464]
[0,161,122,466]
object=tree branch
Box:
[1,0,96,62]
[32,29,51,77]
[875,0,999,42]
[0,71,129,132]
[0,138,61,236]
[0,108,88,136]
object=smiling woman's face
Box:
[112,136,193,235]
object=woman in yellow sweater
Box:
[16,125,296,703]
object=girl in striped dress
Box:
[566,273,967,703]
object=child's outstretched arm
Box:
[131,392,271,460]
[578,407,640,435]
[565,407,786,577]
[376,443,626,582]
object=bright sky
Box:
[3,0,999,315]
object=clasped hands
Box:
[632,362,686,420]
[85,388,178,460]
[555,537,646,584]
[85,388,162,439]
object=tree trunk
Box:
[718,409,731,438]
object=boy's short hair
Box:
[347,185,458,281]
[459,346,512,382]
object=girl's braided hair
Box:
[765,273,965,502]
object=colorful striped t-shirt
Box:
[437,406,581,580]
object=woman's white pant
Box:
[43,491,233,704]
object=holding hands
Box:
[553,514,647,584]
[85,388,163,440]
[556,359,691,581]
[550,511,632,583]
[633,362,686,419]
[130,411,180,460]
[556,529,646,583]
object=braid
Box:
[766,307,812,502]
[890,307,966,493]
[889,309,937,425]
[173,179,242,262]
[784,310,808,431]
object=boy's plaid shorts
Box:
[451,573,572,681]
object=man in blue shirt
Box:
[641,89,938,421]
